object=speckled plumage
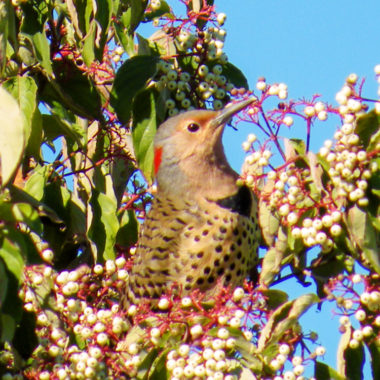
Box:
[125,98,260,306]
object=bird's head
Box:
[154,97,255,198]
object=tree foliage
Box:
[0,0,379,379]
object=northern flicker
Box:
[126,98,260,305]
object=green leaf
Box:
[12,203,43,234]
[145,0,171,20]
[315,362,345,380]
[94,0,112,60]
[20,2,52,75]
[257,293,319,351]
[0,235,24,282]
[0,1,17,77]
[88,184,119,261]
[110,55,159,124]
[116,209,138,248]
[42,114,83,145]
[367,340,380,379]
[222,62,249,89]
[0,259,8,307]
[114,21,135,57]
[132,88,158,184]
[49,59,102,120]
[0,86,25,186]
[337,325,364,380]
[0,313,15,343]
[347,205,380,273]
[3,76,38,151]
[23,166,48,201]
[355,110,380,148]
[259,227,288,286]
[260,289,289,310]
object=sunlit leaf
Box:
[0,235,24,282]
[315,361,345,380]
[257,293,319,351]
[347,205,380,273]
[132,88,158,184]
[355,110,380,147]
[222,62,249,89]
[0,86,25,186]
[20,2,52,75]
[110,55,159,124]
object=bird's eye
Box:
[187,123,200,132]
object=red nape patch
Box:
[154,146,163,175]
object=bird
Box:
[125,97,261,306]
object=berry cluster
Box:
[326,274,380,351]
[0,260,324,379]
[153,10,238,115]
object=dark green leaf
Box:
[0,313,15,343]
[132,88,158,184]
[12,310,38,359]
[367,340,380,379]
[0,235,24,282]
[20,2,52,74]
[116,209,138,248]
[41,114,84,147]
[12,203,43,234]
[315,362,345,380]
[259,227,288,286]
[222,62,249,89]
[0,259,8,307]
[347,205,380,273]
[344,343,364,380]
[114,21,135,57]
[145,0,171,20]
[88,188,119,261]
[260,289,288,310]
[110,55,159,123]
[355,110,380,148]
[257,293,319,351]
[49,59,102,120]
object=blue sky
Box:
[205,0,380,375]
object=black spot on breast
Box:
[191,263,198,269]
[204,267,211,275]
[242,230,247,238]
[237,251,242,259]
[225,273,232,282]
[160,270,169,276]
[236,269,242,277]
[230,244,236,251]
[207,276,215,283]
[230,263,236,271]
[175,217,186,225]
[223,217,228,223]
[186,275,193,282]
[233,228,239,236]
[219,226,227,234]
[214,259,220,267]
[237,238,242,246]
[185,284,191,291]
[207,220,213,226]
[194,235,200,242]
[163,236,173,242]
[202,229,209,236]
[196,277,204,285]
[217,267,224,275]
[215,185,252,217]
[223,254,230,262]
[197,252,204,258]
[215,245,223,253]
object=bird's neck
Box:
[156,154,239,201]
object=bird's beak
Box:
[210,96,256,129]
